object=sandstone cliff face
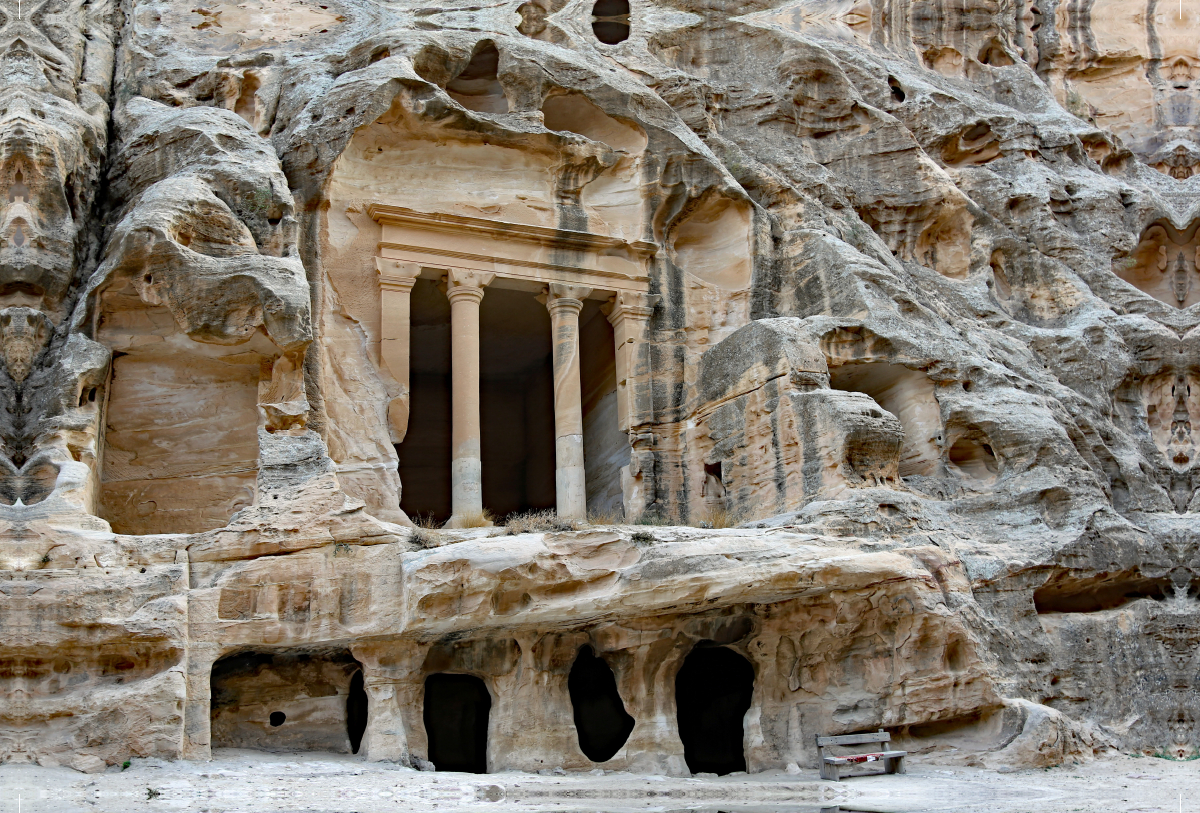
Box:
[0,0,1195,774]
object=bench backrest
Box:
[816,730,890,748]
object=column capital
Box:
[443,268,495,305]
[603,291,659,326]
[375,258,421,293]
[538,283,591,317]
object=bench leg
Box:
[886,755,906,775]
[820,762,840,781]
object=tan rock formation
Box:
[0,0,1197,779]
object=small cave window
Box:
[347,670,368,755]
[446,42,509,114]
[675,645,754,775]
[424,673,491,773]
[947,435,998,479]
[591,0,630,44]
[269,711,286,727]
[568,646,635,762]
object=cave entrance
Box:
[347,670,368,754]
[424,673,491,773]
[209,648,366,754]
[675,646,754,775]
[568,645,634,762]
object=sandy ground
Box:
[0,750,1195,813]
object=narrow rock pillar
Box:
[375,259,422,442]
[445,269,494,527]
[542,283,592,521]
[603,291,658,431]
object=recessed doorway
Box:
[423,673,491,773]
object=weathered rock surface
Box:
[0,0,1196,776]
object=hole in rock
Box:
[347,670,368,754]
[210,649,366,753]
[943,123,1000,166]
[446,41,508,114]
[947,435,998,479]
[675,646,754,776]
[591,0,629,43]
[234,72,260,129]
[669,196,753,291]
[988,251,1012,300]
[20,461,58,505]
[540,93,647,154]
[887,76,906,102]
[1034,574,1174,614]
[829,363,942,478]
[978,39,1014,67]
[517,0,548,37]
[1115,220,1200,309]
[424,673,491,773]
[569,646,634,762]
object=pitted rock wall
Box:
[0,0,1196,774]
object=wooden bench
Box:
[816,730,906,781]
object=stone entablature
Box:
[369,204,656,295]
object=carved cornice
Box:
[367,204,658,258]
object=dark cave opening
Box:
[591,0,629,44]
[1034,575,1175,614]
[675,645,754,775]
[568,646,635,762]
[347,669,368,755]
[424,673,491,773]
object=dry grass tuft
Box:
[697,504,744,529]
[505,509,579,535]
[632,508,675,526]
[585,508,624,526]
[411,513,442,529]
[630,530,658,545]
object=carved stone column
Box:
[375,259,422,443]
[444,269,494,527]
[542,283,592,521]
[603,291,658,431]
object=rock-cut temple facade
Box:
[0,0,1197,775]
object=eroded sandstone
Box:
[0,0,1196,778]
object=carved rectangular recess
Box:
[97,286,261,534]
